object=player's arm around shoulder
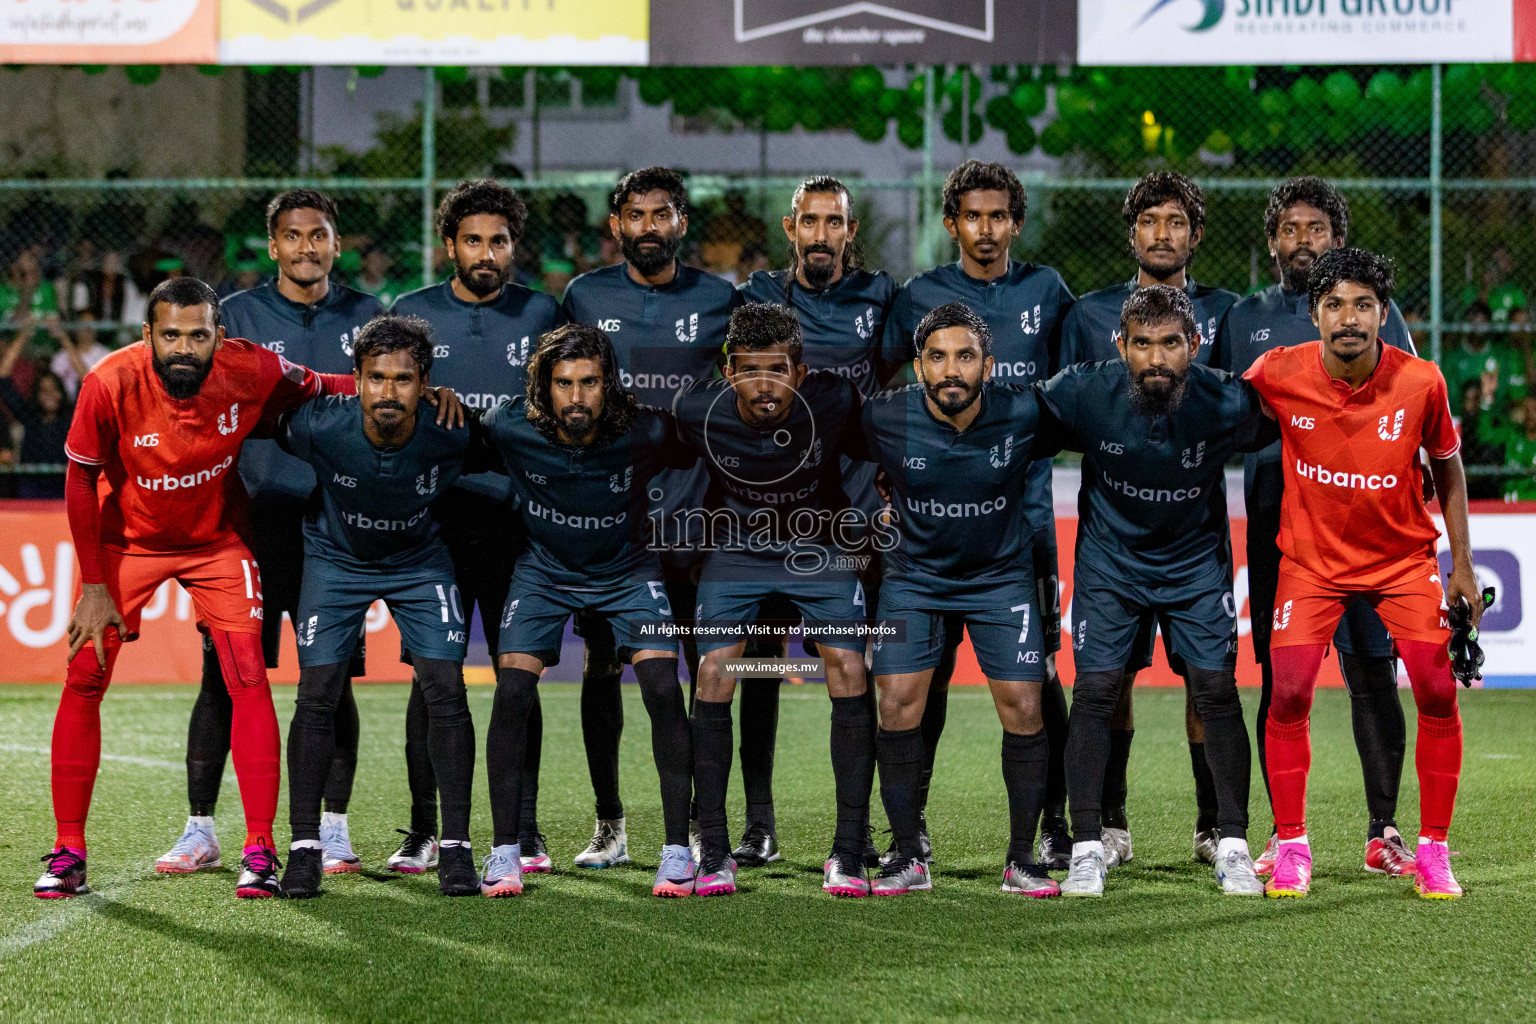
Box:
[1031,364,1088,458]
[475,395,526,475]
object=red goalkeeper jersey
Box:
[65,339,325,554]
[1244,340,1461,589]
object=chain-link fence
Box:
[0,62,1533,498]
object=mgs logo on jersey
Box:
[1378,408,1405,442]
[675,313,699,344]
[415,465,439,496]
[1020,305,1043,335]
[216,403,240,437]
[854,307,877,340]
[990,434,1013,469]
[506,335,532,368]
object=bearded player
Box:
[1059,172,1240,867]
[1244,248,1477,900]
[36,278,361,899]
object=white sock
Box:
[290,839,322,851]
[320,811,347,827]
[1072,840,1105,859]
[1418,835,1447,847]
[189,815,215,830]
[491,843,521,867]
[440,839,470,849]
[1279,833,1309,846]
[1216,836,1249,859]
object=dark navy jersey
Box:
[563,260,742,542]
[738,269,897,397]
[391,279,566,501]
[672,369,861,553]
[562,261,742,408]
[882,259,1074,539]
[1218,283,1415,512]
[478,398,694,586]
[225,281,383,501]
[1060,278,1238,368]
[859,381,1042,602]
[1037,361,1270,588]
[279,395,477,572]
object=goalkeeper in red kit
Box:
[34,278,458,900]
[1243,248,1479,900]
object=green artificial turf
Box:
[1,683,1533,1023]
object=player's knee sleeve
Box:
[63,635,122,701]
[1069,670,1122,721]
[494,666,540,716]
[294,662,350,720]
[1397,639,1457,718]
[1184,666,1243,722]
[1267,644,1327,723]
[1340,651,1399,696]
[412,657,470,720]
[210,629,268,694]
[633,657,685,714]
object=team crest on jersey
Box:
[799,437,825,468]
[341,327,361,358]
[1181,441,1206,469]
[296,615,318,647]
[216,403,240,436]
[1020,305,1042,335]
[675,313,699,345]
[1377,408,1404,441]
[415,465,439,496]
[501,598,520,628]
[609,467,633,493]
[854,307,876,340]
[990,434,1014,469]
[507,335,531,368]
[1273,600,1293,631]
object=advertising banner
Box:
[648,0,1076,66]
[3,499,1530,687]
[220,0,647,65]
[0,502,411,685]
[0,0,217,63]
[1079,0,1516,66]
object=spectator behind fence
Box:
[1443,300,1528,412]
[1495,394,1536,502]
[0,247,59,327]
[0,329,69,498]
[48,324,111,401]
[69,250,144,329]
[352,244,410,308]
[1457,379,1506,500]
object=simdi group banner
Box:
[4,499,1533,688]
[219,0,647,65]
[0,0,217,63]
[1078,0,1522,65]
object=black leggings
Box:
[1068,665,1249,843]
[290,656,474,843]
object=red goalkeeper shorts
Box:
[1269,554,1451,651]
[83,540,266,641]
